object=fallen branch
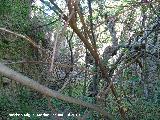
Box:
[0,63,114,120]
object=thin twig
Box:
[0,28,47,53]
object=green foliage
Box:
[51,98,87,119]
[0,0,31,32]
[0,87,54,119]
[129,75,140,82]
[126,99,160,120]
[0,95,20,119]
[0,0,12,15]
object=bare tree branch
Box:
[0,28,46,53]
[0,63,114,120]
